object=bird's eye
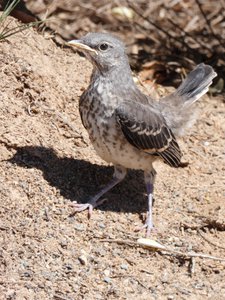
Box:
[99,43,109,51]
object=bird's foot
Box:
[135,224,155,237]
[135,214,155,237]
[70,198,107,218]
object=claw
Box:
[134,224,156,237]
[69,170,125,219]
[70,198,107,218]
[72,203,92,212]
[134,212,155,237]
[134,224,154,236]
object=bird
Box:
[68,32,217,235]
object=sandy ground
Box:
[0,18,225,300]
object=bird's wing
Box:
[115,101,182,167]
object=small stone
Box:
[210,228,215,234]
[21,260,29,268]
[161,271,168,283]
[187,204,195,213]
[99,223,105,229]
[95,247,106,256]
[64,263,73,272]
[172,191,180,198]
[174,241,183,247]
[120,264,128,270]
[103,277,111,283]
[188,244,193,251]
[22,271,32,278]
[74,223,85,231]
[60,240,68,248]
[6,290,16,298]
[78,254,88,265]
[103,269,110,276]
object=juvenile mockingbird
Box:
[69,33,216,235]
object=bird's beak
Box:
[68,40,98,55]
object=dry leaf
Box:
[137,238,167,251]
[111,6,134,20]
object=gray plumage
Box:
[69,33,217,235]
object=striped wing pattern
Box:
[116,101,182,167]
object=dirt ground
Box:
[0,17,225,300]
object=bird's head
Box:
[68,32,128,73]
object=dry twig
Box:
[195,0,225,49]
[100,238,225,262]
[197,229,225,251]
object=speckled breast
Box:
[79,79,155,170]
[79,80,120,163]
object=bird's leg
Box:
[145,183,154,236]
[142,169,157,236]
[72,165,127,217]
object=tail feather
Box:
[160,63,217,136]
[175,63,217,104]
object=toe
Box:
[71,203,91,212]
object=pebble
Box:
[6,290,16,298]
[78,254,88,265]
[161,271,168,283]
[22,271,32,278]
[104,269,110,276]
[104,277,111,283]
[60,240,68,248]
[64,263,73,271]
[174,241,183,247]
[188,244,193,251]
[74,223,85,231]
[120,264,128,270]
[99,223,106,229]
[21,260,29,268]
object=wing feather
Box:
[116,101,182,167]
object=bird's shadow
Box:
[8,146,147,213]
